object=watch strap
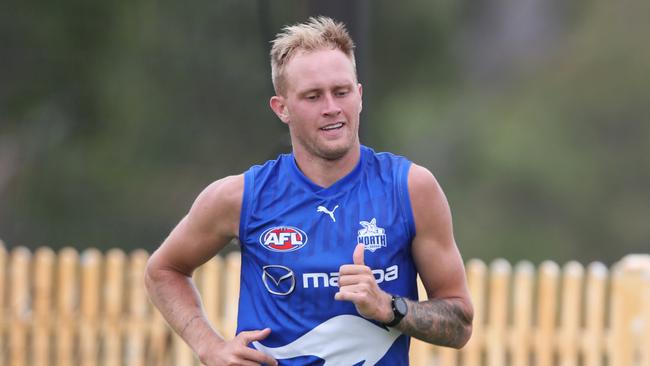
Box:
[385,295,406,327]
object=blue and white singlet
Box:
[237,145,419,365]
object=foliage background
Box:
[1,0,648,264]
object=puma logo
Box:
[253,314,401,365]
[317,205,339,222]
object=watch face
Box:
[395,297,408,315]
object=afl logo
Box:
[259,226,308,252]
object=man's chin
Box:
[317,143,355,161]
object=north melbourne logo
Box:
[357,218,387,252]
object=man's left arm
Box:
[395,163,473,348]
[335,163,473,348]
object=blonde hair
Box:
[270,16,356,95]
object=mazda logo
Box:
[262,265,296,296]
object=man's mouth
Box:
[320,122,344,131]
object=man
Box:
[145,16,473,366]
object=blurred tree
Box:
[369,0,650,264]
[1,0,648,264]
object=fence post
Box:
[463,259,487,366]
[487,259,511,366]
[56,247,79,366]
[103,249,126,366]
[223,251,241,339]
[535,261,560,366]
[9,247,30,366]
[198,256,223,335]
[32,247,55,366]
[559,261,584,366]
[609,254,650,366]
[0,240,7,364]
[80,248,102,366]
[511,261,534,366]
[582,262,608,366]
[126,250,150,366]
[641,266,650,366]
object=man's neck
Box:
[293,144,361,188]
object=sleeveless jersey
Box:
[237,145,418,365]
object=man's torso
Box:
[237,145,418,365]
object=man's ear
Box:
[358,83,363,112]
[270,96,290,124]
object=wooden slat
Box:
[608,264,624,366]
[103,249,126,366]
[9,247,30,366]
[172,330,195,366]
[582,262,607,366]
[80,248,102,366]
[223,251,241,339]
[535,261,559,366]
[511,261,534,366]
[32,247,55,366]
[462,259,486,366]
[558,261,584,366]
[609,255,650,366]
[198,256,223,335]
[126,250,149,366]
[0,240,8,365]
[640,269,650,366]
[439,345,458,366]
[487,259,510,366]
[56,247,79,366]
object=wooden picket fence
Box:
[1,239,649,366]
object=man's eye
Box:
[336,90,349,97]
[306,94,318,100]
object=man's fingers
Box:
[235,329,278,366]
[335,282,368,299]
[237,328,272,345]
[240,347,278,366]
[339,264,371,275]
[338,274,372,287]
[334,289,365,302]
[353,243,365,265]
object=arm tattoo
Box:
[396,298,473,348]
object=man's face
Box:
[271,48,362,161]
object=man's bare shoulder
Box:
[407,163,442,198]
[406,163,454,241]
[199,174,244,209]
[188,174,245,238]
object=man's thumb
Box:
[353,243,365,265]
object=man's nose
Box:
[322,93,342,116]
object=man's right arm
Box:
[144,175,277,366]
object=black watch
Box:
[384,295,408,327]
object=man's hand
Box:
[334,244,394,323]
[198,328,278,366]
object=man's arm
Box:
[335,163,473,349]
[144,175,277,366]
[394,163,473,348]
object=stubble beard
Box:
[295,132,357,162]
